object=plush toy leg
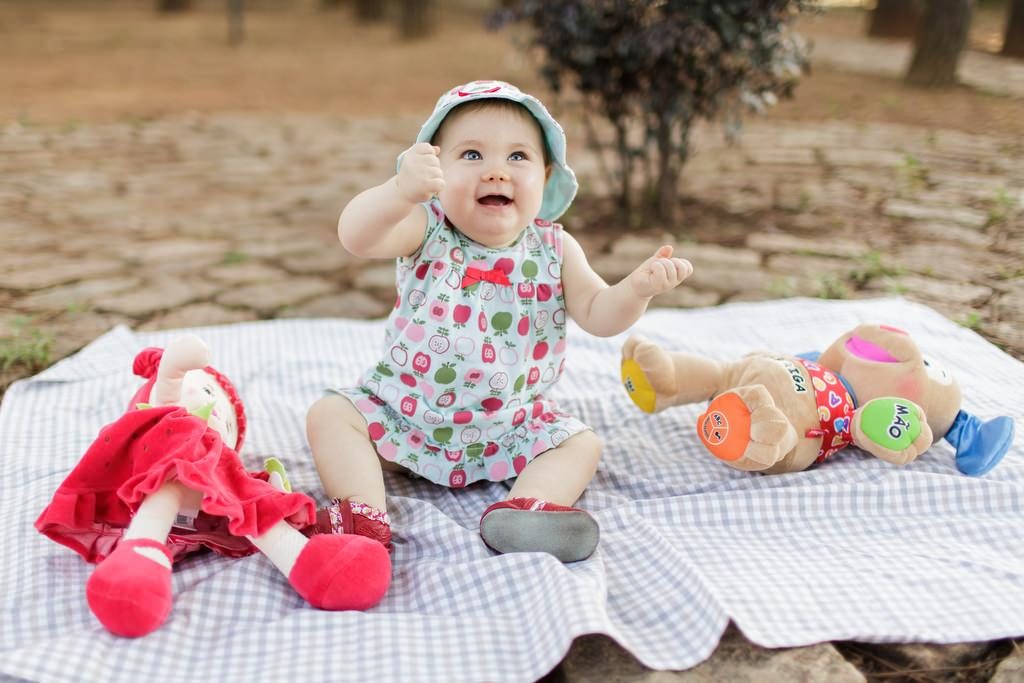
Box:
[621,335,726,412]
[248,520,391,611]
[86,538,174,638]
[697,385,799,471]
[86,481,195,637]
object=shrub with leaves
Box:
[492,0,810,222]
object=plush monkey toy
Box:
[622,324,1014,475]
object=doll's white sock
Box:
[248,520,308,576]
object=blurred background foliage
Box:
[2,0,1022,222]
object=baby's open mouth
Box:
[478,194,512,206]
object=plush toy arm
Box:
[697,385,800,472]
[851,397,933,466]
[151,334,211,406]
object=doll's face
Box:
[433,105,549,248]
[180,369,239,449]
[820,324,961,437]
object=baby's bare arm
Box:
[560,233,692,337]
[338,143,444,259]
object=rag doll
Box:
[36,334,390,637]
[621,323,1014,475]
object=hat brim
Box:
[406,88,578,222]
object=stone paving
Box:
[1,110,1022,679]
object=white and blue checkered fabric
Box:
[2,298,1022,682]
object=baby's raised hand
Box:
[396,142,445,204]
[627,245,693,298]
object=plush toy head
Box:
[130,335,246,451]
[816,324,962,438]
[622,323,1014,476]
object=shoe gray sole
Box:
[479,508,599,563]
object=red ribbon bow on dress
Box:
[461,267,511,289]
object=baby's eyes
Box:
[203,386,214,396]
[459,150,529,161]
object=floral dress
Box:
[336,198,590,488]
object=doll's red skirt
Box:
[35,406,315,562]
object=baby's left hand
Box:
[627,245,693,298]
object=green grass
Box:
[64,301,89,315]
[816,274,849,300]
[768,276,796,298]
[222,250,249,265]
[956,311,984,331]
[987,187,1019,227]
[848,251,903,288]
[0,317,53,372]
[896,153,930,195]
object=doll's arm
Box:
[338,143,437,259]
[851,397,934,466]
[151,334,210,406]
[561,234,692,337]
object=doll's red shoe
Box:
[479,497,599,563]
[288,533,391,611]
[85,538,173,638]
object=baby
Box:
[306,80,691,593]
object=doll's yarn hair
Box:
[132,347,248,452]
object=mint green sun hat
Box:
[404,79,578,222]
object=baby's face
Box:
[180,369,239,449]
[435,107,548,248]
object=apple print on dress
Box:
[453,304,472,327]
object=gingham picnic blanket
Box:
[2,298,1022,683]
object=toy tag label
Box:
[172,503,200,531]
[768,356,808,394]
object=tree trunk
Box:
[399,0,436,39]
[321,0,348,7]
[356,0,386,21]
[654,114,688,224]
[905,0,973,87]
[867,0,920,39]
[227,0,244,45]
[157,0,191,11]
[614,119,632,216]
[1003,0,1024,58]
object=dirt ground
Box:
[2,0,1024,138]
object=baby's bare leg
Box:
[508,430,603,505]
[306,394,393,511]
